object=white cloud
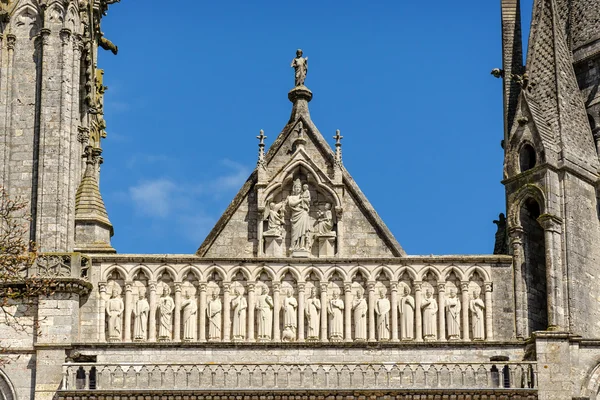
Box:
[208,159,251,195]
[129,179,177,218]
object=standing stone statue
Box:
[283,289,298,339]
[207,291,222,341]
[181,291,198,341]
[256,285,274,341]
[158,286,175,341]
[399,286,415,340]
[493,213,508,255]
[469,291,486,340]
[133,291,149,341]
[352,289,368,341]
[305,288,321,340]
[231,287,247,341]
[291,49,308,87]
[106,287,124,341]
[445,289,461,340]
[315,203,333,234]
[284,179,312,251]
[327,290,344,341]
[421,289,438,340]
[375,289,391,341]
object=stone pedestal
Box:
[264,234,284,257]
[317,233,336,258]
[291,249,310,258]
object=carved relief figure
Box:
[375,289,391,341]
[158,286,175,341]
[133,291,149,341]
[421,289,438,340]
[399,286,415,340]
[231,287,247,340]
[328,290,344,341]
[315,203,333,234]
[305,288,321,340]
[207,291,222,341]
[181,291,198,341]
[256,285,274,340]
[283,289,298,339]
[284,179,312,251]
[445,289,461,340]
[470,291,485,340]
[263,201,285,236]
[352,289,368,341]
[291,49,308,87]
[106,287,124,341]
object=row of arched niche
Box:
[100,265,493,344]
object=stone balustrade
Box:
[61,361,536,391]
[94,258,511,344]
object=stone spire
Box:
[74,146,115,253]
[522,0,598,173]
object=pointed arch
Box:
[417,265,442,281]
[204,264,227,281]
[102,264,127,281]
[45,1,65,25]
[394,265,418,281]
[252,265,277,281]
[372,265,394,281]
[301,266,324,282]
[10,1,41,37]
[440,265,466,282]
[177,265,203,282]
[274,265,301,282]
[129,264,153,282]
[508,184,547,228]
[64,3,79,33]
[153,264,178,282]
[323,266,348,282]
[226,265,251,281]
[464,265,491,282]
[347,265,372,282]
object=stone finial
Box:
[257,129,267,167]
[333,129,343,165]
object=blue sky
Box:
[98,0,534,255]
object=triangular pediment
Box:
[196,87,405,258]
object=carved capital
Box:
[367,281,376,292]
[297,282,306,292]
[98,282,107,293]
[77,126,90,144]
[272,282,281,292]
[39,28,51,46]
[319,282,329,292]
[6,34,16,50]
[413,281,423,291]
[199,283,207,292]
[223,282,232,293]
[460,281,470,292]
[437,283,446,292]
[484,282,493,293]
[148,281,157,292]
[247,282,256,292]
[390,281,398,292]
[60,28,72,45]
[537,214,563,233]
[343,282,352,293]
[125,281,133,292]
[174,283,182,293]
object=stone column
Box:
[0,35,16,189]
[320,282,329,342]
[344,282,352,342]
[124,281,133,342]
[537,214,565,330]
[437,283,446,341]
[414,281,423,342]
[247,282,256,341]
[297,283,306,341]
[272,282,281,341]
[223,282,232,341]
[509,227,527,339]
[484,282,493,340]
[148,281,157,341]
[198,283,207,342]
[460,281,470,341]
[367,282,376,342]
[173,283,182,341]
[390,282,399,342]
[98,282,107,342]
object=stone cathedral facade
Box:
[0,0,599,399]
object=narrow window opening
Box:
[519,144,537,172]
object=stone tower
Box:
[501,0,600,338]
[0,0,115,253]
